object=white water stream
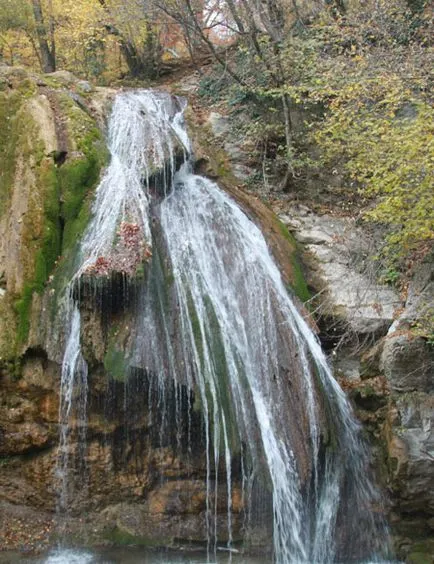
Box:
[57,90,390,563]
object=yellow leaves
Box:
[315,69,434,263]
[0,0,159,79]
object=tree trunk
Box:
[32,0,56,72]
[98,0,160,79]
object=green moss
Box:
[16,79,38,98]
[14,95,107,344]
[0,455,12,467]
[203,297,241,455]
[187,293,241,454]
[0,295,19,361]
[51,94,107,254]
[276,219,310,303]
[0,356,22,381]
[55,93,108,254]
[0,74,108,351]
[11,103,62,344]
[103,528,169,547]
[0,76,38,214]
[16,159,61,343]
[59,147,104,252]
[0,92,24,216]
[104,346,127,382]
[407,553,433,564]
[187,291,204,363]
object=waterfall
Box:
[56,90,391,563]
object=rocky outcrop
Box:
[0,64,109,361]
[1,65,432,562]
[0,353,248,552]
[379,264,434,561]
[280,205,402,337]
[184,107,310,304]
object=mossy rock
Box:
[0,91,27,216]
[0,294,19,362]
[406,538,434,563]
[0,70,108,347]
[103,527,170,547]
[104,346,128,383]
[407,552,433,564]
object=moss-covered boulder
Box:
[0,65,108,361]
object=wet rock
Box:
[81,223,152,281]
[0,359,58,457]
[387,394,434,516]
[96,498,245,546]
[381,333,433,392]
[145,480,243,516]
[0,421,51,455]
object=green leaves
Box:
[315,75,433,266]
[197,0,432,274]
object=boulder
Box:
[280,206,402,336]
[207,111,256,182]
[381,333,433,392]
[387,394,434,515]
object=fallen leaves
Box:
[83,222,153,278]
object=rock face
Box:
[380,265,434,560]
[208,111,256,182]
[381,334,433,392]
[388,394,434,513]
[0,64,109,362]
[177,81,434,562]
[0,67,309,555]
[0,346,246,549]
[280,205,402,336]
[184,99,434,561]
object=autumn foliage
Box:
[83,222,152,278]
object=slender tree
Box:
[31,0,56,72]
[98,0,161,79]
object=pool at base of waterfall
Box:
[0,547,268,563]
[0,548,400,564]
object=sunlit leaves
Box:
[315,74,433,265]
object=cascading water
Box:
[56,90,391,563]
